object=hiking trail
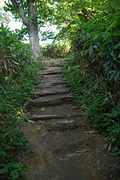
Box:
[23,58,119,180]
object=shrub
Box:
[63,60,120,154]
[41,42,71,58]
[0,25,41,179]
[0,61,40,179]
[72,0,120,83]
[66,2,120,153]
[0,24,31,76]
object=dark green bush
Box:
[72,0,120,83]
[64,60,120,154]
[0,25,41,179]
[0,61,40,179]
[0,24,31,76]
[64,1,120,154]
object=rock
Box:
[28,94,73,107]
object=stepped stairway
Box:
[23,58,119,180]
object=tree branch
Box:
[10,0,29,27]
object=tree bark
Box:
[10,0,41,59]
[11,0,28,26]
[27,0,41,58]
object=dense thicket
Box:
[61,0,120,153]
[0,25,31,76]
[0,25,40,179]
[54,0,120,83]
[73,1,120,82]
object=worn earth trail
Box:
[23,59,119,180]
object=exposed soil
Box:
[23,58,120,180]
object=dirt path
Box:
[23,59,119,180]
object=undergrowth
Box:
[0,61,41,180]
[0,25,42,180]
[41,42,71,58]
[63,60,120,154]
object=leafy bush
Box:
[0,24,31,76]
[0,61,40,179]
[63,60,120,154]
[0,25,41,179]
[72,0,120,83]
[41,42,71,58]
[62,1,120,154]
[0,162,26,180]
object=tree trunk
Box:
[28,20,41,58]
[10,0,41,58]
[27,0,41,58]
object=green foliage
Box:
[41,42,71,58]
[60,0,120,154]
[0,163,26,180]
[0,26,41,179]
[63,60,120,153]
[49,0,120,82]
[73,19,120,82]
[0,61,40,179]
[5,0,55,29]
[0,24,31,76]
[72,1,120,82]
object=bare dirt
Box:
[23,58,120,180]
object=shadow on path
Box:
[23,58,120,180]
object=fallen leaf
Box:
[38,107,45,111]
[16,110,24,114]
[35,125,41,131]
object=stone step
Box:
[36,118,87,131]
[27,94,73,108]
[41,78,64,83]
[28,114,81,121]
[40,74,62,79]
[38,67,62,75]
[37,82,64,88]
[35,84,66,90]
[31,88,69,96]
[42,58,70,67]
[28,104,81,118]
[38,78,65,86]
